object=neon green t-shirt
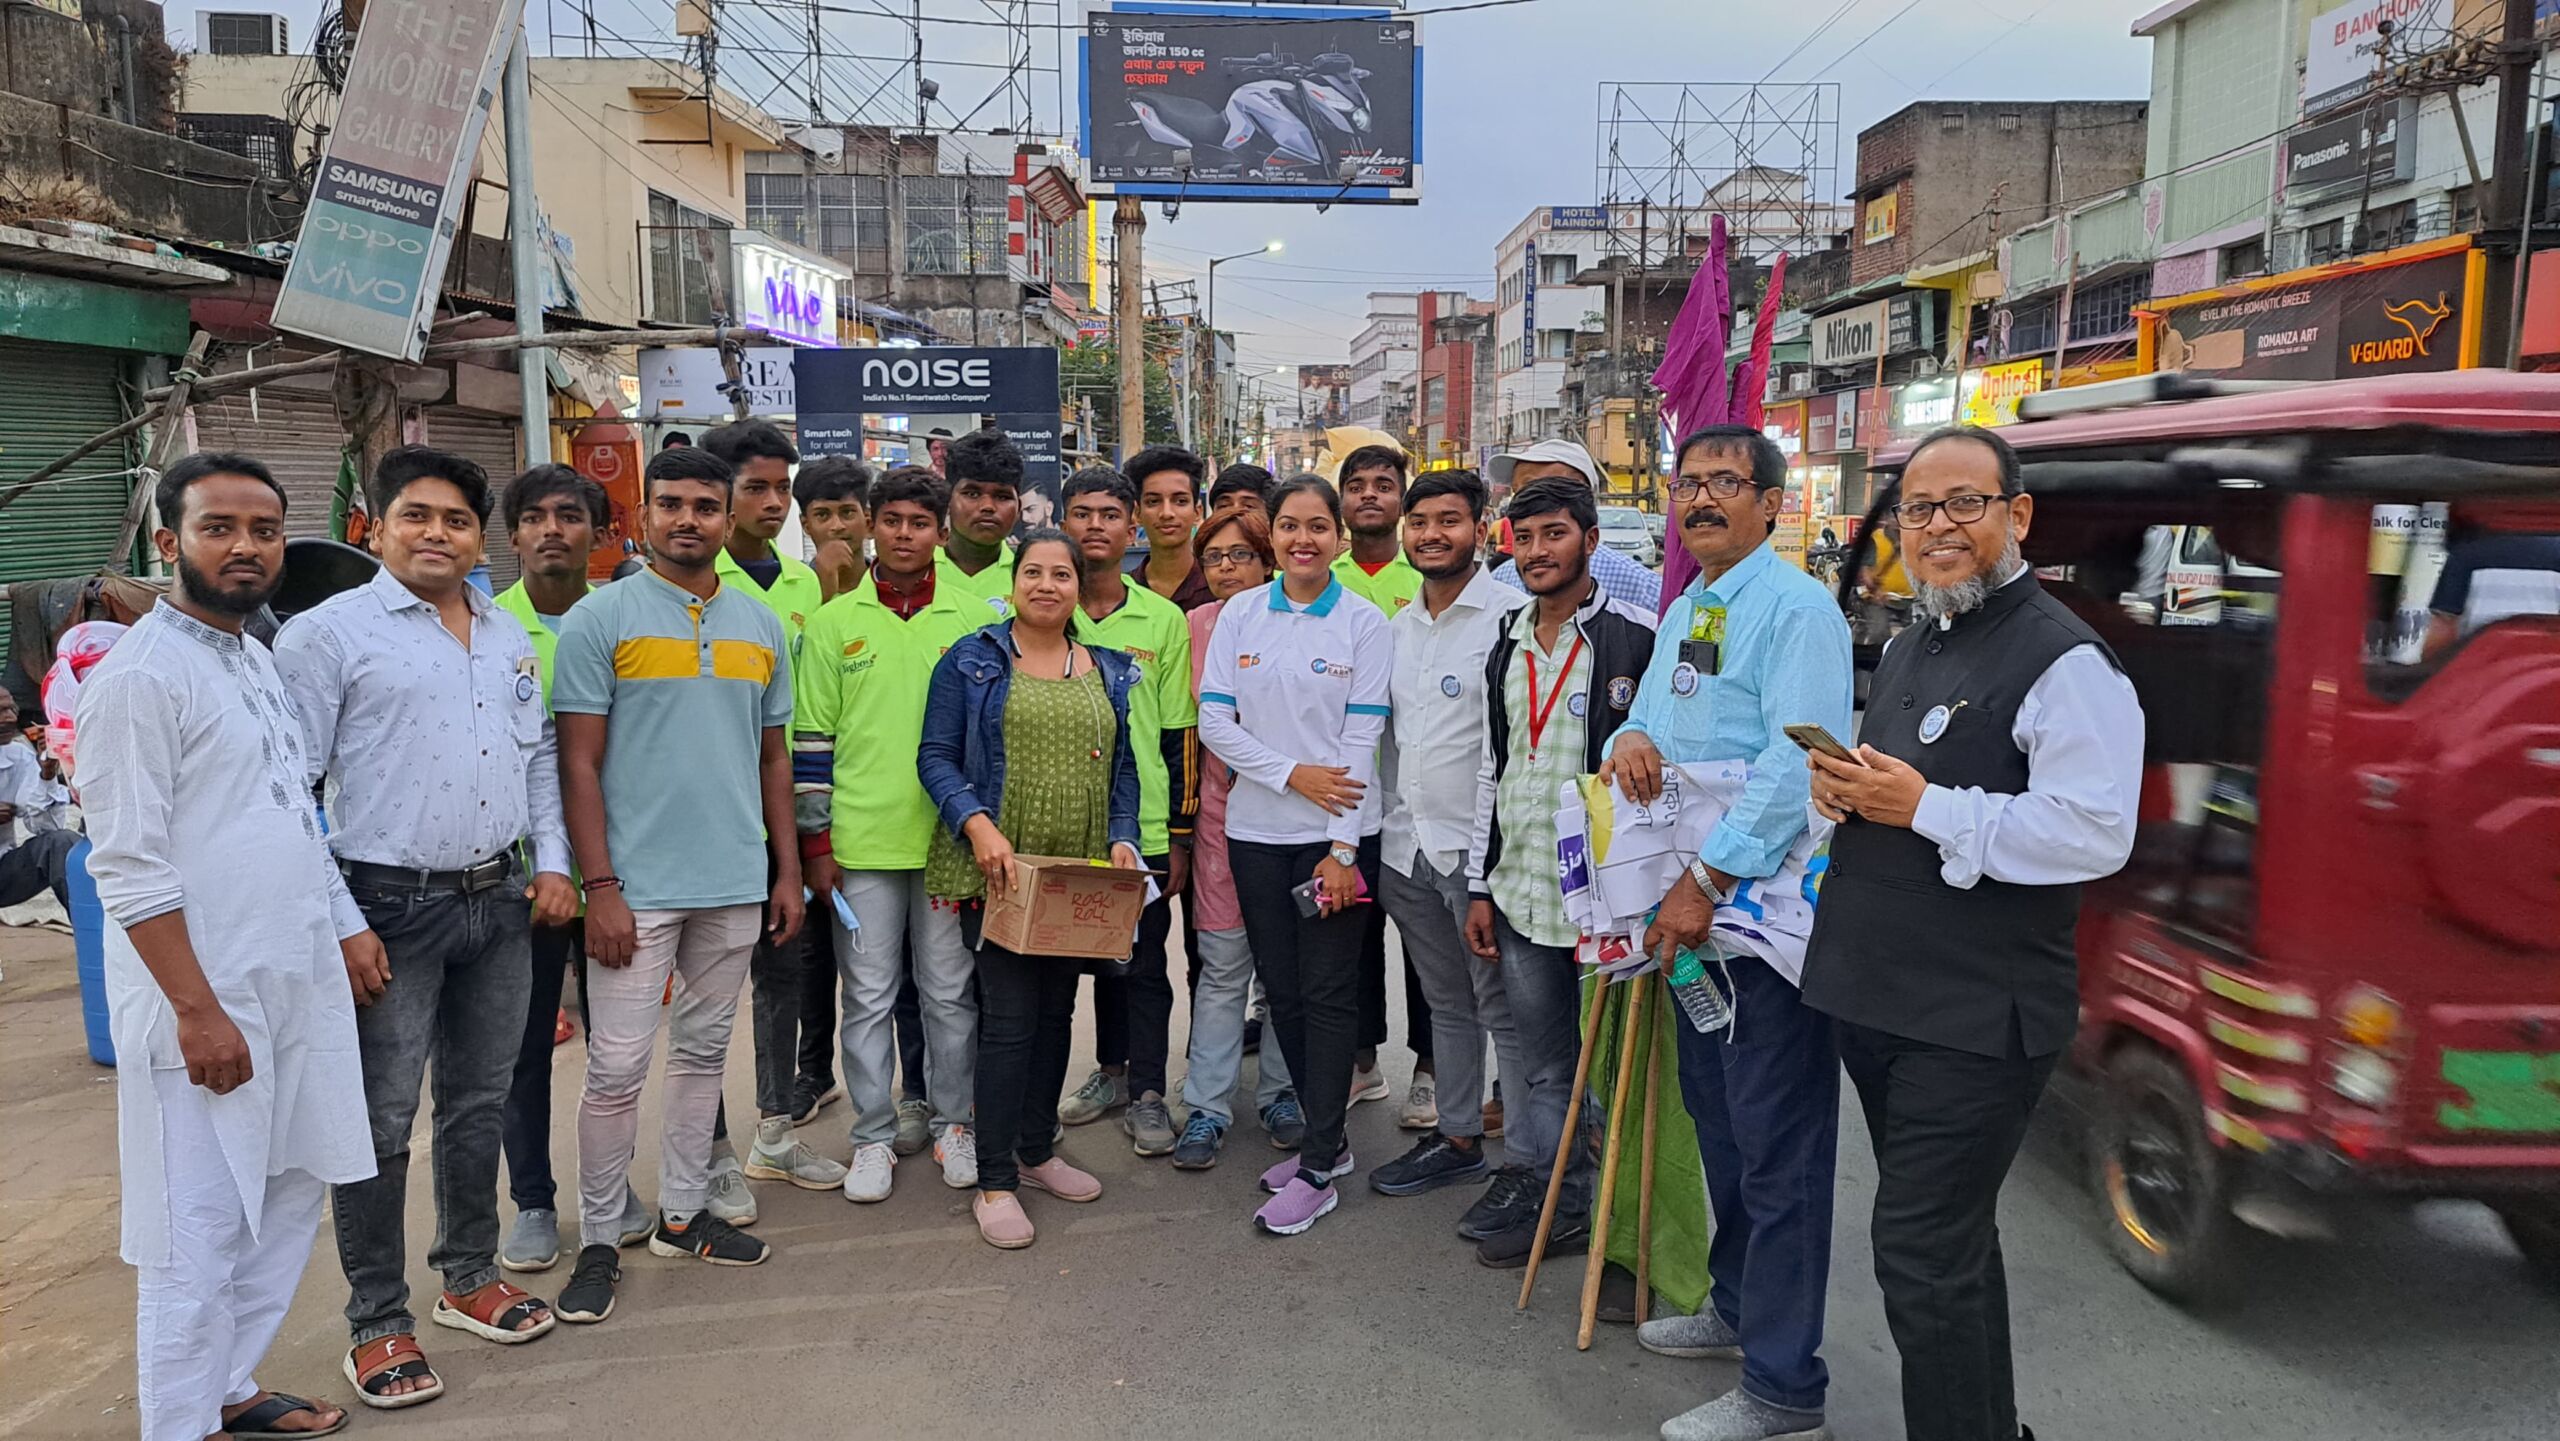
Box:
[797,572,994,869]
[939,542,1017,616]
[492,580,574,706]
[1332,549,1422,619]
[1069,579,1196,857]
[718,545,826,657]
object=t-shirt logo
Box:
[1607,676,1635,709]
[843,638,868,658]
[1310,657,1354,679]
[1238,653,1262,670]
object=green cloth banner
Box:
[1580,969,1710,1315]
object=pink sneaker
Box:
[1254,1176,1339,1236]
[1019,1156,1102,1203]
[1259,1150,1355,1195]
[974,1192,1035,1249]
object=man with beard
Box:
[1327,443,1434,1124]
[83,453,380,1441]
[941,429,1025,616]
[1801,426,2141,1441]
[1461,477,1657,1266]
[551,445,802,1325]
[1606,426,1852,1441]
[276,447,572,1402]
[1489,440,1664,612]
[1368,470,1521,1204]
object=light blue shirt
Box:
[1620,541,1852,882]
[1495,542,1660,615]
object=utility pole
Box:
[503,25,547,463]
[2482,0,2540,366]
[1114,195,1145,458]
[2350,24,2394,255]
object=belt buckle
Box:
[462,855,508,894]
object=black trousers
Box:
[1836,1018,2060,1441]
[502,918,584,1212]
[797,912,840,1093]
[973,938,1079,1192]
[1091,853,1177,1097]
[1352,833,1433,1062]
[1232,838,1375,1175]
[892,949,927,1101]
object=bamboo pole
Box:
[1579,975,1652,1350]
[1519,981,1613,1311]
[1634,971,1663,1328]
[108,331,216,566]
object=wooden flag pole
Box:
[1518,978,1612,1310]
[1578,975,1653,1350]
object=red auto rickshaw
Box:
[1859,371,2560,1302]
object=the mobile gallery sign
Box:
[272,0,526,360]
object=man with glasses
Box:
[1605,425,1852,1441]
[1799,426,2142,1441]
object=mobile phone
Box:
[1784,723,1861,764]
[1292,873,1372,917]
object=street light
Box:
[1204,241,1282,458]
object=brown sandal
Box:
[340,1335,442,1411]
[430,1278,556,1344]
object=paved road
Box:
[2,927,2552,1440]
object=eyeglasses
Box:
[1893,493,2010,529]
[1200,547,1265,569]
[1669,472,1758,502]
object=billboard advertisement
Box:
[272,0,525,360]
[2150,246,2477,381]
[1082,3,1421,205]
[2283,99,2414,198]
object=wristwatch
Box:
[1329,844,1360,868]
[1689,858,1734,906]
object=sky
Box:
[165,1,2154,378]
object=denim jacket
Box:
[918,621,1143,853]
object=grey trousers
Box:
[1180,925,1295,1126]
[578,905,759,1234]
[1381,855,1510,1139]
[1493,914,1600,1212]
[837,870,976,1147]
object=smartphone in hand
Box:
[1784,723,1866,766]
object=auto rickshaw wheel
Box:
[2091,1044,2233,1303]
[2495,1200,2560,1291]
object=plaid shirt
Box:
[1486,603,1594,948]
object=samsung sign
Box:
[795,345,1061,413]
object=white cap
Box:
[1487,439,1601,492]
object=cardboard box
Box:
[979,855,1152,961]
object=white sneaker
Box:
[705,1152,758,1226]
[1399,1072,1439,1131]
[746,1115,849,1190]
[1347,1064,1391,1108]
[843,1142,896,1203]
[936,1125,979,1189]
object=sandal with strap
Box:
[431,1278,557,1344]
[341,1336,442,1411]
[226,1391,348,1438]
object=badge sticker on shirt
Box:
[1439,674,1462,698]
[1670,661,1700,697]
[1566,691,1587,718]
[1919,703,1955,744]
[515,673,537,704]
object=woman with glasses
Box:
[1168,509,1301,1170]
[1196,476,1394,1235]
[918,530,1145,1250]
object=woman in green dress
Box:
[917,531,1145,1249]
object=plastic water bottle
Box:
[1667,944,1733,1035]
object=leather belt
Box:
[341,853,514,895]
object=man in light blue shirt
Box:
[1600,425,1853,1441]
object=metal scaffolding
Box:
[1592,82,1843,262]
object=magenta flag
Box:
[1654,221,1736,610]
[1730,252,1790,429]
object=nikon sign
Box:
[1810,299,1891,368]
[794,346,1061,412]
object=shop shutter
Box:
[422,408,524,588]
[185,368,348,539]
[0,339,138,657]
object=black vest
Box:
[1800,574,2116,1059]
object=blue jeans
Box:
[1178,925,1295,1126]
[1673,951,1840,1413]
[332,869,532,1343]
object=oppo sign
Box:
[794,345,1061,413]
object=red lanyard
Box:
[1523,630,1586,761]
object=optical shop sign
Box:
[273,0,526,360]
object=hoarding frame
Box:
[1078,1,1424,206]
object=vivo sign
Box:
[736,239,847,347]
[794,345,1061,413]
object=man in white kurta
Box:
[82,492,379,1441]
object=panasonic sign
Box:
[794,345,1061,417]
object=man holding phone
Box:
[1603,426,1853,1441]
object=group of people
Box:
[86,410,2140,1441]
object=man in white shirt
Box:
[81,453,381,1441]
[0,688,75,916]
[275,446,577,1404]
[1803,427,2142,1441]
[1368,470,1524,1202]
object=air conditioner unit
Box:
[199,12,289,56]
[1780,370,1812,396]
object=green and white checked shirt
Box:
[1486,603,1594,948]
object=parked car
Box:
[1597,506,1660,568]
